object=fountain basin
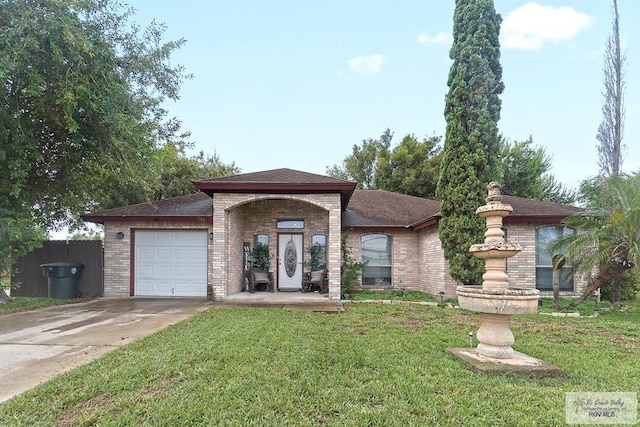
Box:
[457,286,540,315]
[476,203,513,218]
[469,242,522,259]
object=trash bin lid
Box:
[40,262,84,268]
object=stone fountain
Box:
[446,182,563,377]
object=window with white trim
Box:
[361,234,392,287]
[536,226,574,291]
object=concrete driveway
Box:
[0,298,212,402]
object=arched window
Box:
[536,226,574,291]
[361,234,392,287]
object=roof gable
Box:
[194,168,357,207]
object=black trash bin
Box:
[40,262,84,299]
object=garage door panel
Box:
[174,266,191,276]
[137,265,154,276]
[174,249,192,260]
[135,230,207,297]
[137,248,155,259]
[156,266,172,276]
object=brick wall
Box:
[103,219,212,297]
[242,199,329,261]
[102,202,584,301]
[227,206,245,295]
[342,221,584,300]
[344,230,420,292]
[213,193,342,300]
[505,221,587,295]
[418,227,458,298]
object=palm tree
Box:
[549,173,639,309]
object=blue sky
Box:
[128,0,639,190]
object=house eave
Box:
[82,215,213,225]
[195,183,356,210]
[342,225,411,233]
[504,216,571,224]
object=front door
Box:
[278,234,303,290]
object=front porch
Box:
[220,289,345,313]
[211,193,344,301]
[196,169,356,302]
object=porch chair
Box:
[247,269,274,293]
[302,269,328,294]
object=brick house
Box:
[83,168,584,301]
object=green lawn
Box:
[1,298,639,426]
[0,296,88,315]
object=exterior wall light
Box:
[116,232,125,239]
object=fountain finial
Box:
[486,181,502,203]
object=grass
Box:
[349,290,438,302]
[1,297,639,426]
[537,297,614,316]
[0,296,88,315]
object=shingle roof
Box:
[194,168,357,207]
[196,168,354,186]
[343,190,441,228]
[502,195,583,220]
[342,191,583,229]
[82,192,212,224]
[83,170,583,228]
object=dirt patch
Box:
[450,314,476,325]
[398,317,428,331]
[56,394,115,426]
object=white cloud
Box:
[501,2,593,50]
[347,54,386,77]
[417,32,451,46]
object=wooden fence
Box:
[11,240,104,297]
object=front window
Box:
[310,235,326,269]
[536,226,574,291]
[254,234,268,247]
[277,219,304,229]
[361,234,392,287]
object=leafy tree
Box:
[378,134,443,198]
[597,0,626,178]
[0,0,191,268]
[69,229,103,241]
[549,173,639,307]
[327,129,442,198]
[436,0,504,284]
[1,0,190,227]
[152,144,240,201]
[326,129,392,188]
[499,136,576,204]
[0,214,46,302]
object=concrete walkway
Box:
[220,290,345,313]
[0,298,211,402]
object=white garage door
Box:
[135,230,207,297]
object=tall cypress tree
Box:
[436,0,504,284]
[597,0,626,178]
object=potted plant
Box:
[304,242,325,271]
[250,244,271,271]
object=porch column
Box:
[211,198,227,300]
[327,202,342,300]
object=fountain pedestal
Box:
[446,182,563,377]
